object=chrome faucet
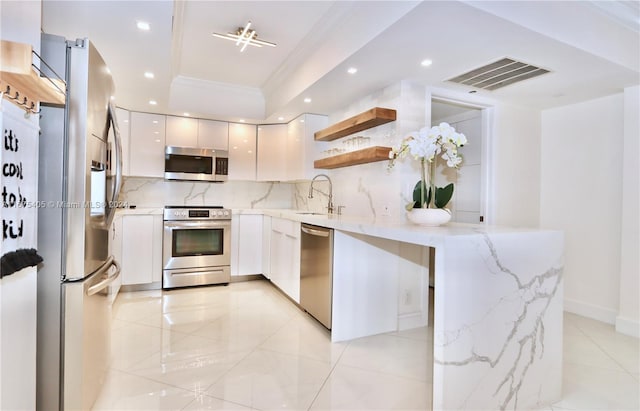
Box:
[309,174,334,214]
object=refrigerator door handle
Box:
[86,256,121,296]
[105,101,123,227]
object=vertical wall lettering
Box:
[2,127,27,240]
[1,103,41,261]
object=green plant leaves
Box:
[435,183,454,208]
[412,180,430,208]
[411,180,454,208]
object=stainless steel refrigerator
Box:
[37,33,123,411]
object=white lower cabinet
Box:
[269,217,300,303]
[114,214,163,286]
[231,214,263,276]
[262,216,272,279]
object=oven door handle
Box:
[164,221,230,229]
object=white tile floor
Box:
[94,280,639,411]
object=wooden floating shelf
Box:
[1,40,66,106]
[314,107,396,141]
[314,146,392,169]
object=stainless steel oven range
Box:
[163,206,231,289]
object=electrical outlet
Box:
[381,204,391,216]
[403,290,411,305]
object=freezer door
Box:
[62,257,120,411]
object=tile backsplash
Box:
[119,177,294,209]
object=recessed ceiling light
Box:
[183,112,190,116]
[278,116,284,121]
[421,59,433,67]
[303,97,311,103]
[239,119,245,123]
[144,72,154,79]
[347,67,358,74]
[137,21,150,31]
[149,100,157,105]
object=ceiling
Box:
[40,1,639,124]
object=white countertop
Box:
[234,208,556,248]
[114,207,164,216]
[116,207,556,248]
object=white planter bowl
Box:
[407,208,451,226]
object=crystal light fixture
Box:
[212,20,276,52]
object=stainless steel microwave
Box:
[164,146,228,182]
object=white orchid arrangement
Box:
[388,122,467,210]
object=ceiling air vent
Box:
[447,57,550,91]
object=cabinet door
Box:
[257,124,287,181]
[166,115,198,147]
[239,215,263,275]
[228,123,256,181]
[198,119,229,150]
[151,214,163,283]
[262,216,271,279]
[129,112,166,177]
[286,116,304,180]
[269,218,300,302]
[121,215,155,285]
[286,114,328,181]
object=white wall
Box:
[491,104,542,227]
[0,1,42,409]
[540,93,626,326]
[617,86,640,336]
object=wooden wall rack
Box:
[314,146,392,169]
[314,107,396,141]
[1,40,65,114]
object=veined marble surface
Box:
[114,207,163,216]
[235,209,564,410]
[118,177,294,209]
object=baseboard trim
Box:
[398,312,428,331]
[615,316,640,338]
[564,298,617,325]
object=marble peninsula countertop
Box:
[234,208,555,247]
[237,207,564,410]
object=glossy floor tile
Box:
[94,280,640,410]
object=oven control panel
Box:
[164,206,231,221]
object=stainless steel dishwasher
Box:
[300,223,334,329]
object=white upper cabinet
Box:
[198,119,229,150]
[129,112,166,177]
[228,123,257,181]
[166,115,198,147]
[286,114,328,181]
[257,124,287,181]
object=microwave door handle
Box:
[105,102,123,227]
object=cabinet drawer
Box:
[271,217,299,237]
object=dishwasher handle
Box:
[301,225,331,237]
